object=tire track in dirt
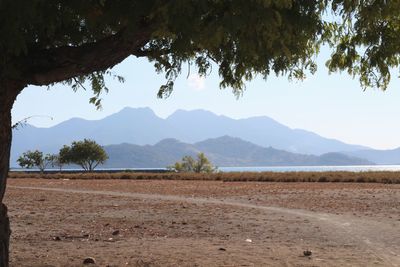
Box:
[10,185,400,266]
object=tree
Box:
[48,154,64,172]
[58,145,72,170]
[1,1,400,265]
[60,139,108,172]
[171,153,217,173]
[17,150,54,173]
[193,153,217,173]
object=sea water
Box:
[218,165,400,172]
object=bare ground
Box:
[4,179,400,267]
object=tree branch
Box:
[93,161,100,170]
[17,28,153,86]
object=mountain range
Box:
[102,136,372,168]
[10,107,400,167]
[345,148,400,165]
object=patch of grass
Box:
[8,171,400,184]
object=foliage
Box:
[58,145,72,166]
[1,0,323,108]
[2,1,400,106]
[324,1,400,90]
[17,150,56,173]
[170,153,217,173]
[59,139,108,171]
[48,154,64,171]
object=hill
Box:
[102,136,372,168]
[345,148,400,165]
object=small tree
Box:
[171,153,216,173]
[194,153,216,173]
[58,145,72,168]
[60,139,108,172]
[17,150,54,173]
[48,154,63,171]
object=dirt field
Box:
[4,178,400,266]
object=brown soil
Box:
[4,179,400,267]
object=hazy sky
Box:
[12,47,400,150]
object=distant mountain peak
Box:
[155,138,183,146]
[102,106,158,123]
[115,106,155,116]
[120,106,153,112]
[167,109,229,120]
[196,135,249,144]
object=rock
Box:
[52,236,61,241]
[83,257,96,264]
[218,247,226,251]
[112,230,120,236]
[303,250,312,257]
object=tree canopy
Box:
[325,1,400,90]
[17,150,56,173]
[1,1,399,106]
[59,139,108,172]
[3,0,399,107]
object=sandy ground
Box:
[4,178,400,267]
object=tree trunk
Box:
[0,80,22,267]
[0,204,10,267]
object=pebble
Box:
[83,257,96,264]
[112,230,120,236]
[303,250,312,257]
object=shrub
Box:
[169,153,217,173]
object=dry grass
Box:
[8,171,400,184]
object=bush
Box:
[169,153,217,173]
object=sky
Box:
[11,47,400,150]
